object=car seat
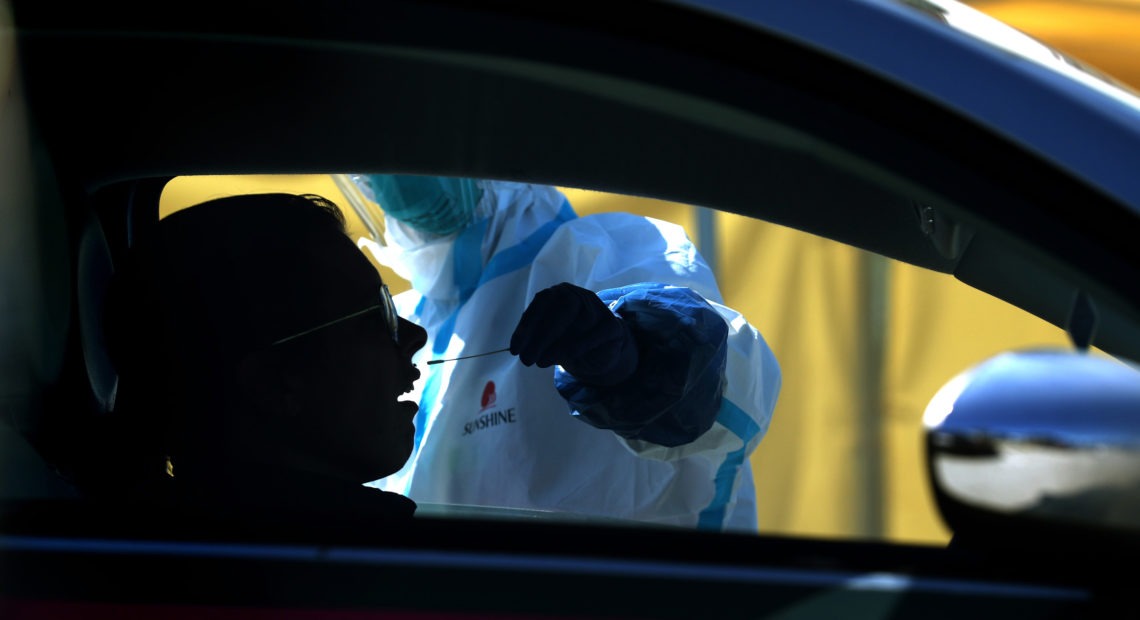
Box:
[0,80,80,500]
[79,179,168,416]
[79,212,119,414]
[0,77,171,507]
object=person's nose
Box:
[398,317,428,357]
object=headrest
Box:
[78,214,118,413]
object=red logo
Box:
[481,381,497,410]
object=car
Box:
[3,0,1140,617]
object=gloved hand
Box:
[510,282,639,386]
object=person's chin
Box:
[373,427,415,477]
[398,399,418,416]
[361,451,408,483]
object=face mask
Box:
[354,174,482,237]
[379,216,458,301]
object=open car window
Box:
[150,173,1087,544]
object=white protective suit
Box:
[365,181,780,532]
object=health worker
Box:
[347,174,781,532]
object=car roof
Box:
[9,0,1140,361]
[683,0,1140,212]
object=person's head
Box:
[352,174,483,237]
[106,193,427,489]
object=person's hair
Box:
[94,193,352,498]
[292,193,348,230]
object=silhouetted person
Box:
[102,193,427,531]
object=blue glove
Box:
[510,282,639,386]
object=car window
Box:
[154,174,1076,545]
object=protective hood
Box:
[369,180,569,302]
[354,174,483,237]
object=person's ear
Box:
[237,349,303,418]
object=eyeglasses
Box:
[272,284,400,346]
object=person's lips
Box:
[402,365,420,394]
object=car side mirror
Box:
[924,348,1140,551]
